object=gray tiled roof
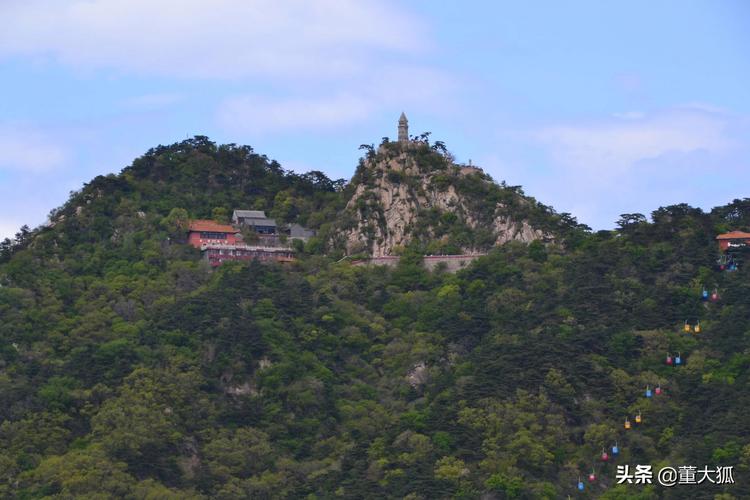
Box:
[233,210,276,227]
[233,210,267,219]
[289,223,316,237]
[252,219,277,227]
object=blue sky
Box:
[1,0,748,239]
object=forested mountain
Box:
[1,136,749,499]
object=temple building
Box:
[232,210,316,242]
[201,244,295,267]
[716,231,750,251]
[288,223,316,240]
[187,211,315,267]
[232,210,277,234]
[187,220,239,247]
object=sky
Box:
[1,0,748,239]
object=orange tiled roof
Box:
[716,231,750,240]
[188,220,237,233]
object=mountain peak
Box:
[333,138,552,257]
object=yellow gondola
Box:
[624,418,631,430]
[684,321,691,333]
[694,322,701,333]
[635,412,642,424]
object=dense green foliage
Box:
[1,138,750,498]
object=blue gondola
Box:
[645,386,653,398]
[612,442,620,455]
[702,288,709,300]
[577,478,585,491]
[675,353,682,365]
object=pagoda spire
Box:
[398,112,409,143]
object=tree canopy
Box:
[1,137,749,498]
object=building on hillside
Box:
[187,217,302,267]
[289,223,316,241]
[201,244,295,267]
[716,231,750,251]
[188,220,239,248]
[232,209,316,241]
[232,210,277,234]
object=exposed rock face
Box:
[178,437,201,479]
[406,361,429,389]
[225,381,257,396]
[338,144,549,257]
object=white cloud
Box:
[536,107,732,177]
[479,106,747,229]
[612,111,645,120]
[0,0,425,80]
[217,65,457,134]
[0,126,68,173]
[0,1,453,135]
[218,93,372,134]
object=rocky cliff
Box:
[334,141,552,257]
